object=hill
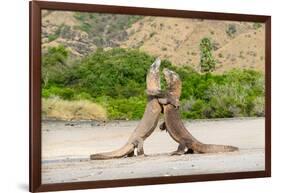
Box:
[121,17,265,73]
[42,10,265,73]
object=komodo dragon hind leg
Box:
[170,141,186,155]
[137,139,146,156]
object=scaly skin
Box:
[159,68,239,155]
[90,58,163,160]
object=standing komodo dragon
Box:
[90,58,164,160]
[158,68,239,155]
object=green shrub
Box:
[73,12,87,21]
[73,92,93,100]
[48,34,58,42]
[42,86,74,100]
[200,37,216,73]
[226,24,237,37]
[253,23,262,30]
[252,96,265,116]
[181,99,208,119]
[97,96,146,120]
[206,83,245,117]
[47,24,64,42]
[79,22,92,33]
[178,69,264,119]
[42,45,69,86]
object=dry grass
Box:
[42,10,79,27]
[42,97,107,121]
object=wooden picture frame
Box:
[30,0,271,192]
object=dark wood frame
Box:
[30,0,271,192]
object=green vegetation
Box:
[180,70,264,118]
[253,22,262,30]
[48,34,58,42]
[42,46,264,120]
[47,25,64,42]
[42,45,69,87]
[96,96,146,120]
[226,24,237,37]
[200,37,216,73]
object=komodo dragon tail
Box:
[191,142,238,153]
[90,143,134,160]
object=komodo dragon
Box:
[90,58,164,160]
[158,68,239,155]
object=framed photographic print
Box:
[30,0,271,192]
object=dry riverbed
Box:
[42,118,265,184]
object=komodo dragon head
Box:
[146,58,161,96]
[163,68,182,99]
[160,68,182,107]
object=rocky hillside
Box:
[42,10,265,73]
[42,10,142,57]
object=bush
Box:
[42,86,74,100]
[226,24,237,37]
[47,24,64,42]
[73,92,93,100]
[178,69,264,119]
[200,37,216,73]
[181,99,208,119]
[252,96,265,116]
[253,23,262,30]
[42,45,69,86]
[48,34,58,42]
[96,96,146,120]
[206,83,245,117]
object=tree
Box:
[42,45,69,87]
[199,37,216,73]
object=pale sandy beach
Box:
[42,118,265,184]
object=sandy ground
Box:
[42,118,265,184]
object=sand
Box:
[42,118,265,184]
